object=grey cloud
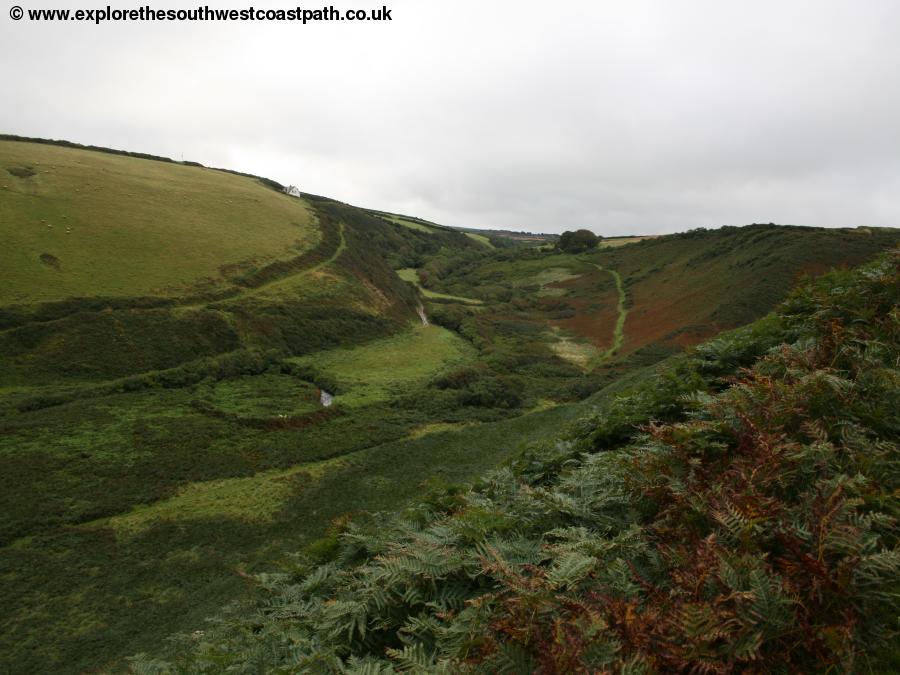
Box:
[2,0,898,234]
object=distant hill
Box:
[593,224,900,356]
[421,223,899,376]
[454,225,557,245]
[365,207,558,247]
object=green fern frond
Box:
[547,551,595,589]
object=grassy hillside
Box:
[419,224,900,378]
[2,138,898,674]
[0,140,534,673]
[289,323,476,408]
[0,142,463,387]
[367,209,497,248]
[0,140,319,304]
[593,224,900,357]
[144,250,900,673]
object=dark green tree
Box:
[558,228,600,252]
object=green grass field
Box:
[382,214,439,233]
[290,322,476,407]
[547,327,601,368]
[461,230,493,247]
[0,141,318,304]
[196,373,322,418]
[597,235,657,248]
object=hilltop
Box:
[0,137,897,673]
[0,139,319,305]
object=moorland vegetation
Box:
[1,137,897,672]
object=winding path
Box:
[587,262,628,366]
[180,220,346,307]
[2,219,348,328]
[244,220,346,298]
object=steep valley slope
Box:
[1,137,897,673]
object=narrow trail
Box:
[244,220,346,299]
[178,220,346,309]
[587,262,628,367]
[395,269,484,306]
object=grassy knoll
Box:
[289,323,476,407]
[237,221,347,301]
[547,327,601,368]
[94,453,351,538]
[529,266,584,289]
[0,140,318,305]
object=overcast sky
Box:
[2,1,899,235]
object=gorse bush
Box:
[132,250,899,673]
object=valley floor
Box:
[0,364,633,673]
